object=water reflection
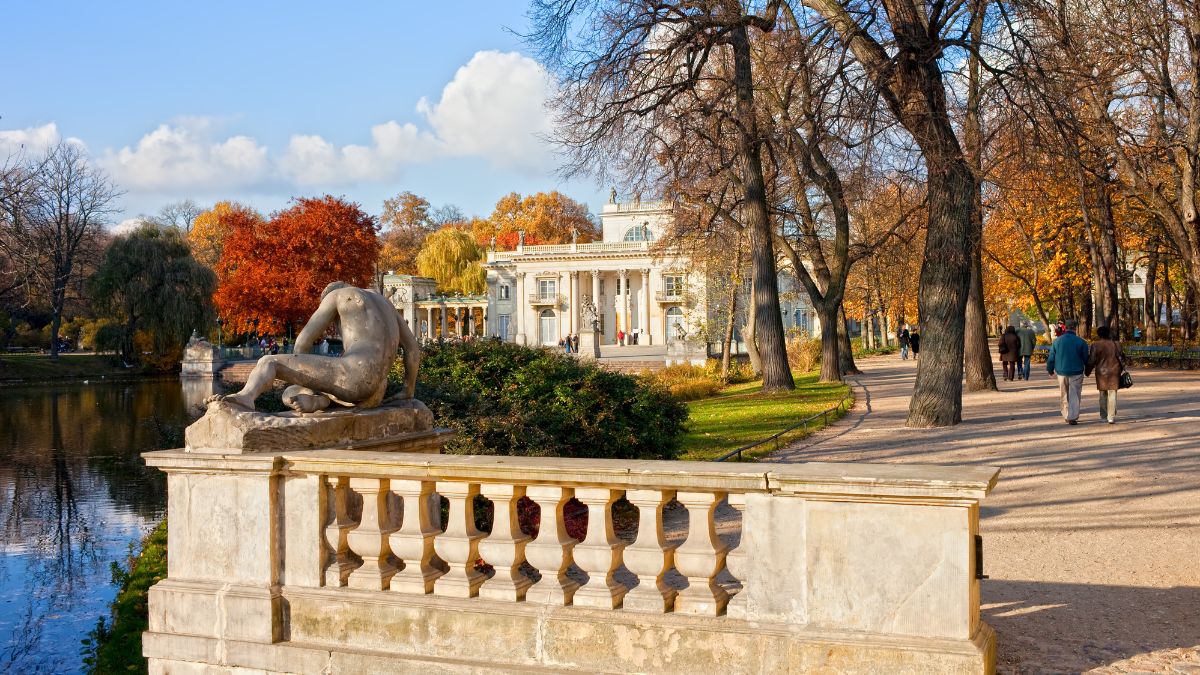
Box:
[0,379,189,673]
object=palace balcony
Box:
[655,290,685,303]
[528,293,561,306]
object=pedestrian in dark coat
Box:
[999,326,1021,381]
[1086,326,1125,424]
[909,331,921,360]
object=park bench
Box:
[1125,345,1176,368]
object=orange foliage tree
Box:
[472,191,599,249]
[188,201,261,270]
[213,196,379,336]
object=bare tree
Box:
[5,144,119,357]
[151,199,203,233]
[528,0,796,391]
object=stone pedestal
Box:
[180,335,224,378]
[579,330,600,358]
[666,338,706,367]
[185,399,447,454]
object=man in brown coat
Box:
[1085,326,1125,424]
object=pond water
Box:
[0,378,198,673]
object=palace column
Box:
[426,307,433,339]
[591,270,602,341]
[440,306,448,339]
[570,271,580,335]
[641,269,652,345]
[560,271,570,341]
[624,269,633,333]
[515,272,527,345]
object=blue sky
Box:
[0,1,606,226]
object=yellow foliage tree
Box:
[188,201,262,269]
[473,191,599,249]
[416,227,486,295]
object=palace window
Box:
[664,274,684,297]
[623,222,655,242]
[537,278,556,298]
[500,284,510,300]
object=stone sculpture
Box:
[580,297,598,327]
[206,281,420,413]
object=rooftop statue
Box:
[206,281,420,413]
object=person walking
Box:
[999,326,1021,381]
[1046,319,1090,425]
[898,328,911,360]
[1086,326,1125,424]
[1016,320,1037,381]
[617,329,625,346]
[909,329,921,360]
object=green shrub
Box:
[82,520,167,674]
[402,340,688,460]
[702,357,756,384]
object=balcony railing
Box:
[528,293,559,306]
[655,290,685,303]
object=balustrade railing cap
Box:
[765,462,1000,501]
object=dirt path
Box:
[770,354,1200,674]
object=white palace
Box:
[383,197,819,348]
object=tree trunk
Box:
[1143,246,1158,342]
[745,275,762,374]
[907,159,975,428]
[721,260,740,382]
[1080,171,1121,335]
[964,246,998,391]
[838,305,861,375]
[818,302,841,382]
[1081,283,1094,338]
[730,23,793,392]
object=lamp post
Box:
[217,318,224,357]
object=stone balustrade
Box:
[142,449,999,674]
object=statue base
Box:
[184,398,450,455]
[579,330,600,358]
[666,338,707,367]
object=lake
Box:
[0,378,201,673]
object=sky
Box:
[0,1,606,229]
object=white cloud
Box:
[99,118,269,191]
[279,121,435,186]
[418,50,556,170]
[111,218,143,234]
[0,122,86,158]
[5,50,560,198]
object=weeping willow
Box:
[89,223,217,363]
[415,228,487,295]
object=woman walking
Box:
[999,325,1021,381]
[1086,326,1125,424]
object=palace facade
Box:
[383,197,820,347]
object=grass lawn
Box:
[0,352,136,381]
[679,371,851,461]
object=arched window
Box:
[666,307,684,341]
[500,284,510,300]
[623,222,655,242]
[539,309,558,346]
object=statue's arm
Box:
[294,294,338,354]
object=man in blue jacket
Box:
[1046,319,1090,424]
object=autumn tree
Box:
[416,227,487,295]
[90,222,216,363]
[213,196,379,335]
[188,201,261,270]
[474,191,599,249]
[378,191,438,277]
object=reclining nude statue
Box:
[206,281,419,413]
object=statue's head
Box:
[321,281,350,299]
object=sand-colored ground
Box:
[770,353,1200,673]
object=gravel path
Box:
[769,354,1200,673]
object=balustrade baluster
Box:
[345,478,397,590]
[388,479,443,594]
[524,486,579,605]
[673,490,729,615]
[724,493,748,618]
[323,476,357,587]
[622,489,677,612]
[572,487,627,609]
[433,481,485,598]
[478,484,532,601]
